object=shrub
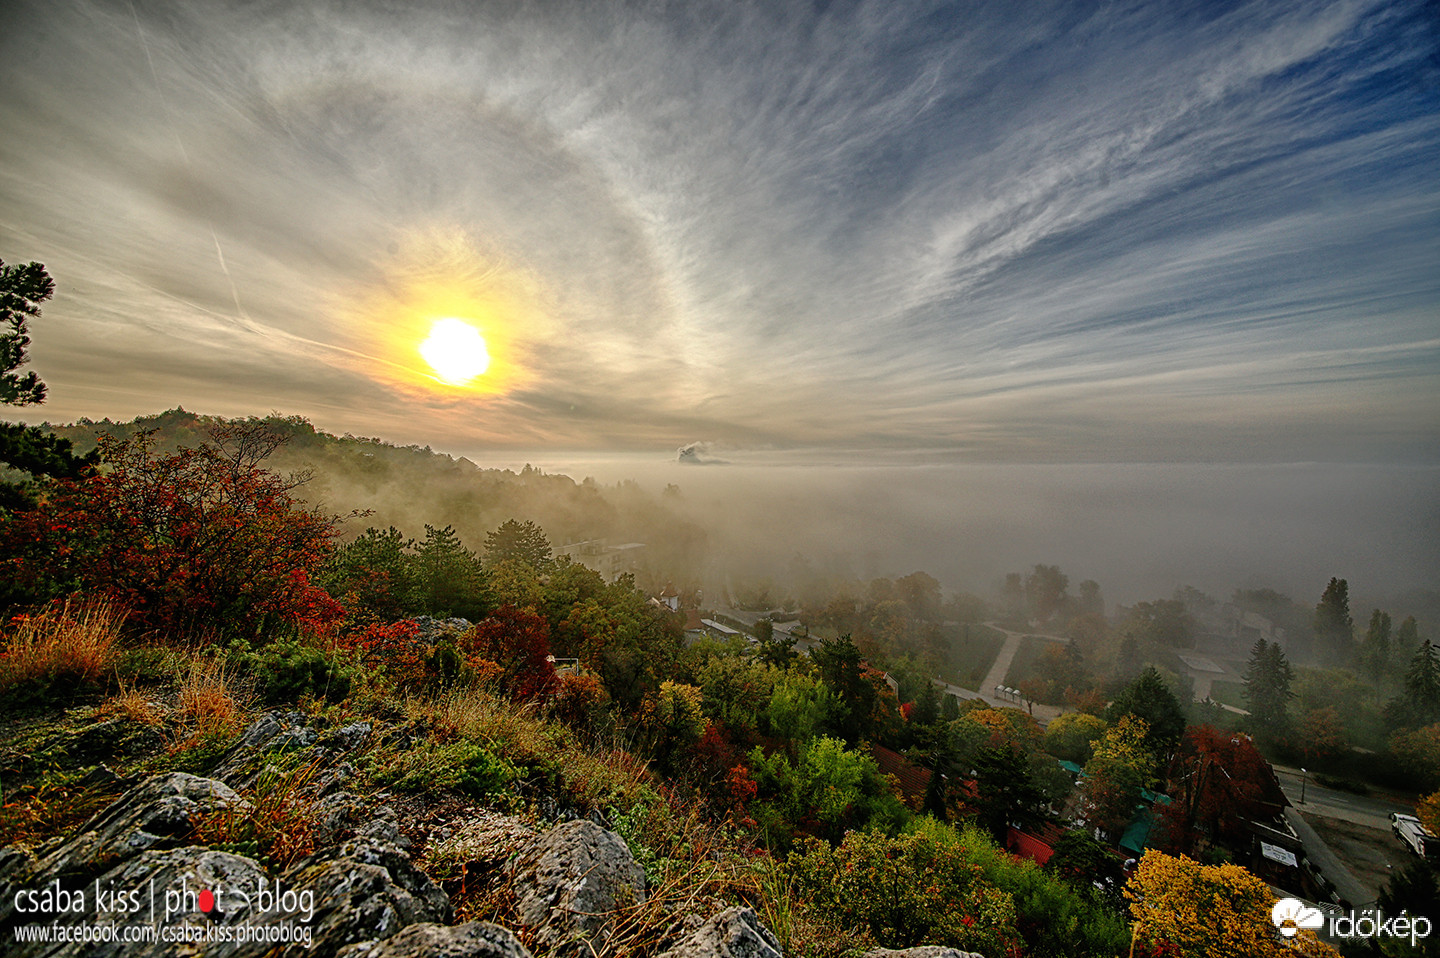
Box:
[0,425,345,636]
[228,638,353,705]
[784,828,1018,955]
[372,738,518,798]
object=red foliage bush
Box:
[460,604,557,700]
[0,425,343,637]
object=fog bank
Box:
[472,453,1439,608]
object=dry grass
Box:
[0,598,126,692]
[190,759,321,869]
[414,687,653,811]
[175,658,248,742]
[98,680,167,727]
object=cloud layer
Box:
[1,0,1436,461]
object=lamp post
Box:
[1300,767,1308,805]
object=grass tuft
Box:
[0,598,126,695]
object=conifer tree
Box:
[1361,608,1392,679]
[1313,577,1354,664]
[1242,638,1295,736]
[0,258,96,510]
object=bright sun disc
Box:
[419,318,491,384]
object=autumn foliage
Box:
[0,425,343,637]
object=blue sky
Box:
[2,0,1437,462]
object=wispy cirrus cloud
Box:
[0,0,1435,459]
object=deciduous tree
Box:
[1125,849,1336,957]
[1080,715,1155,837]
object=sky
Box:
[2,0,1437,465]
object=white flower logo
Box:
[1272,898,1326,938]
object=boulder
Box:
[508,819,645,955]
[655,906,785,958]
[230,835,451,957]
[4,846,269,958]
[0,771,247,927]
[338,921,533,958]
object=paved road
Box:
[1272,764,1413,831]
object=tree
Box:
[413,524,489,619]
[1080,716,1155,837]
[1362,608,1393,679]
[811,633,878,744]
[1313,577,1353,664]
[1299,707,1348,764]
[1026,564,1069,622]
[1161,726,1283,855]
[1242,638,1295,737]
[1395,640,1440,729]
[1078,580,1105,617]
[0,259,96,511]
[0,258,52,405]
[1125,849,1337,957]
[1396,615,1421,660]
[1106,667,1186,760]
[1388,724,1440,793]
[0,424,343,634]
[322,526,418,622]
[1417,789,1440,836]
[1046,829,1126,909]
[1044,712,1109,764]
[482,518,552,570]
[1120,599,1193,648]
[1374,858,1440,958]
[970,741,1052,841]
[461,604,557,700]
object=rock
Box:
[325,722,374,753]
[338,921,533,958]
[509,819,645,955]
[655,906,785,958]
[3,846,270,958]
[212,711,317,786]
[0,771,246,927]
[313,791,363,846]
[237,836,451,956]
[862,948,986,958]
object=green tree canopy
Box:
[1105,666,1186,759]
[1313,577,1354,664]
[483,518,552,570]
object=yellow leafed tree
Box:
[1125,849,1339,957]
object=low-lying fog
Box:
[473,452,1439,608]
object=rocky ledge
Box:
[0,711,980,958]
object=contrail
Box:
[211,229,246,318]
[130,0,248,320]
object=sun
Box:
[419,318,491,384]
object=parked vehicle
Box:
[1391,813,1438,859]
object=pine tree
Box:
[1362,608,1392,679]
[0,258,96,510]
[1395,639,1440,729]
[1313,577,1354,664]
[483,518,553,570]
[1243,638,1295,736]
